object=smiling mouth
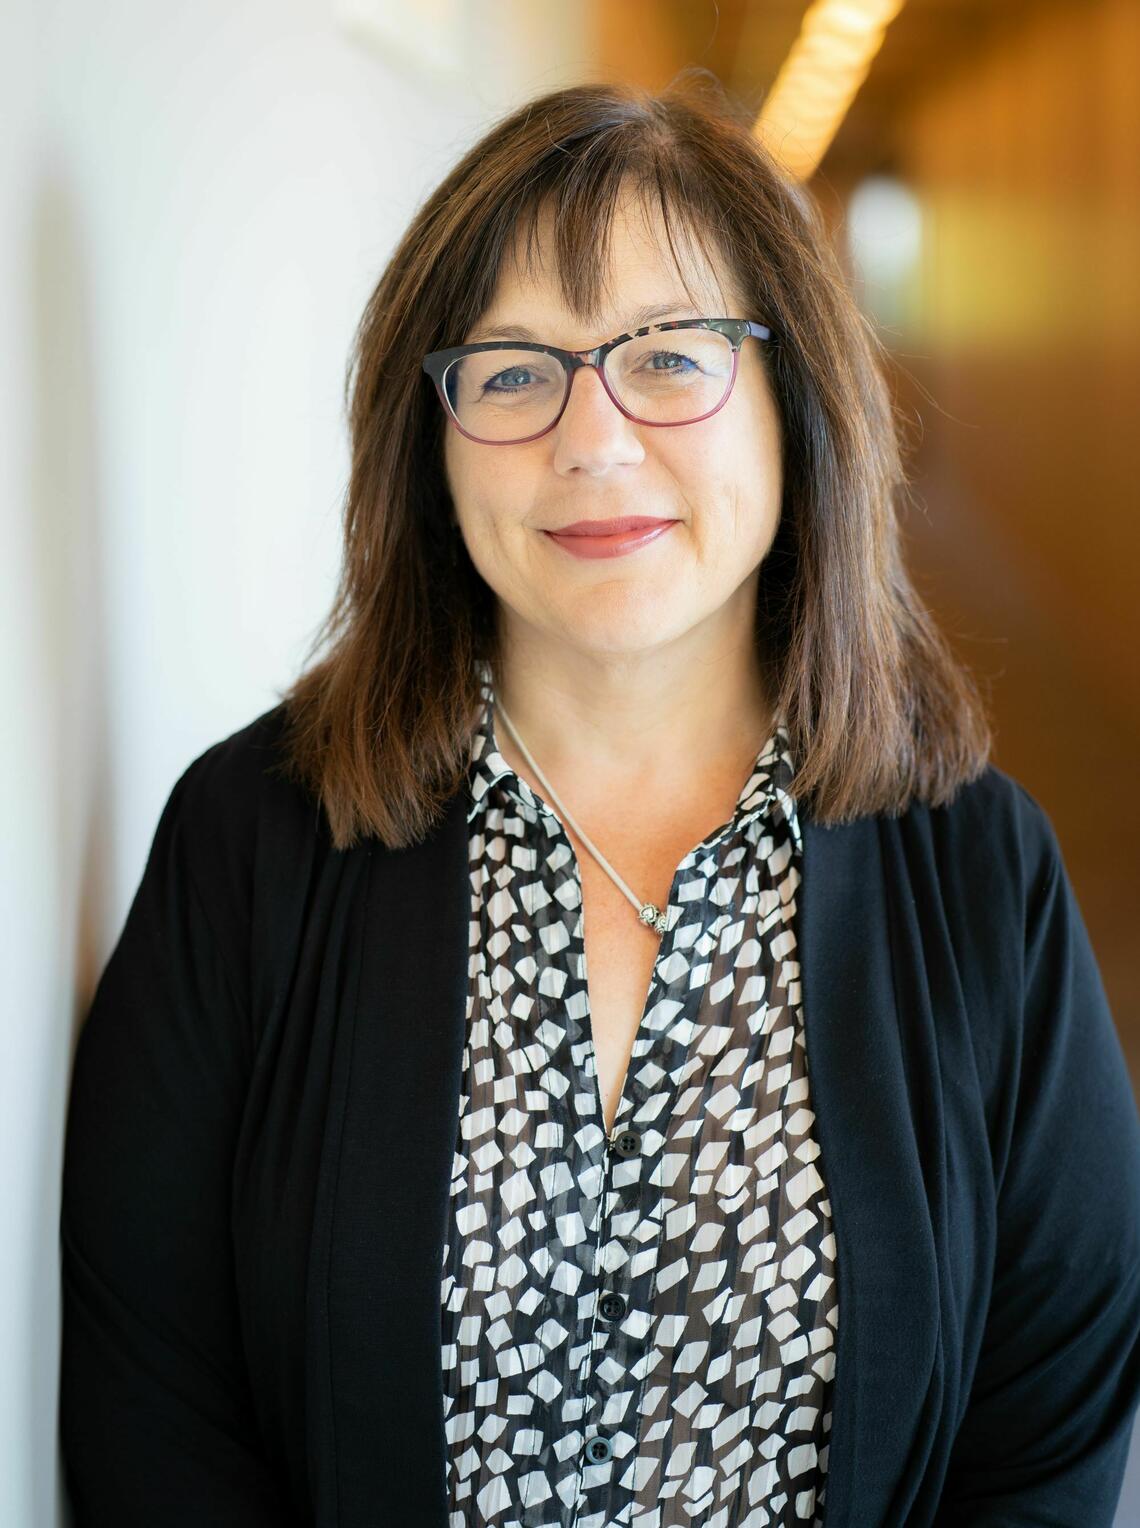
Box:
[541,519,679,559]
[546,516,677,536]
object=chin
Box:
[545,592,694,654]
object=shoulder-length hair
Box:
[272,72,992,852]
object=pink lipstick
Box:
[542,516,678,560]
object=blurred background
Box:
[3,0,1137,1521]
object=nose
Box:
[551,363,644,473]
[557,361,634,431]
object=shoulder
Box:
[158,700,325,906]
[887,759,1062,916]
[877,766,1112,1158]
[863,762,1071,1045]
[168,700,306,823]
[802,759,1063,935]
[138,701,337,1031]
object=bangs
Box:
[490,154,737,334]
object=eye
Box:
[483,366,537,393]
[645,350,698,372]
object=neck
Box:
[490,625,775,803]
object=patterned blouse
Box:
[441,660,838,1528]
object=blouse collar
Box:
[466,658,800,851]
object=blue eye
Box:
[484,367,535,393]
[647,350,698,372]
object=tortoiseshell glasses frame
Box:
[421,316,774,446]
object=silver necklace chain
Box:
[494,699,669,937]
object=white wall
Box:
[2,2,591,1522]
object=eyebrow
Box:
[469,301,708,344]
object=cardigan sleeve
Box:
[935,783,1140,1525]
[58,754,303,1527]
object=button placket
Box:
[571,1119,663,1514]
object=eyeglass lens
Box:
[442,328,735,443]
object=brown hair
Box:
[272,72,992,852]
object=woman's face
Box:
[443,192,784,664]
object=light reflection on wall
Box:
[845,173,924,341]
[755,0,909,182]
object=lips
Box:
[548,516,676,536]
[542,518,679,560]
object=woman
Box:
[59,76,1140,1527]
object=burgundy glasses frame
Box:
[421,316,774,446]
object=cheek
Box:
[454,476,530,583]
[682,435,782,560]
[446,445,493,538]
[450,442,541,550]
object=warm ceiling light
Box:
[755,0,909,181]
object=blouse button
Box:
[584,1435,613,1464]
[599,1292,627,1322]
[612,1129,642,1158]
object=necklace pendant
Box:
[639,902,669,936]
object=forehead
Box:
[473,187,740,343]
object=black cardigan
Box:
[58,703,1140,1527]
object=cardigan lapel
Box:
[799,808,943,1524]
[309,789,943,1527]
[308,785,471,1528]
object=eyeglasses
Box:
[422,316,773,445]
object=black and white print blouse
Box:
[441,660,838,1528]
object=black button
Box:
[612,1129,642,1158]
[584,1435,613,1464]
[599,1291,626,1322]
